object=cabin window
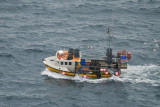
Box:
[65,62,67,65]
[69,62,72,65]
[61,62,63,65]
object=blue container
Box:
[81,60,85,66]
[120,56,127,59]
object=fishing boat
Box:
[42,27,131,78]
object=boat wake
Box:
[41,64,160,86]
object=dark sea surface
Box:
[0,0,160,107]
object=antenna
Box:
[107,26,111,48]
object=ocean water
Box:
[0,0,160,107]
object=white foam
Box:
[41,64,160,86]
[154,39,157,42]
[153,48,157,52]
[119,65,160,86]
[155,44,159,47]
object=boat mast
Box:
[106,26,112,65]
[107,26,111,48]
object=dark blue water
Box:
[0,0,160,107]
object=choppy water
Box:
[0,0,160,107]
